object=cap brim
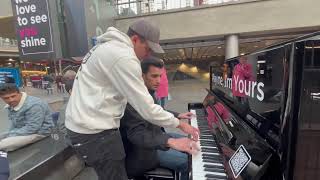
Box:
[147,40,165,54]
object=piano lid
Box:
[209,45,293,150]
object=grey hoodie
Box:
[65,27,179,134]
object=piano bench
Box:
[143,167,179,180]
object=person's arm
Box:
[8,104,46,137]
[109,58,178,128]
[167,110,194,120]
[166,110,179,118]
[108,58,199,141]
[122,104,171,150]
[122,105,199,154]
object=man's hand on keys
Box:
[177,112,195,120]
[167,138,200,155]
[177,121,199,141]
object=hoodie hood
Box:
[97,27,133,48]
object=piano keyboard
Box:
[190,109,228,180]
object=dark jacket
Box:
[120,90,179,177]
[0,152,9,180]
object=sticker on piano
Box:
[228,145,251,178]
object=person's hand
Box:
[177,112,194,120]
[177,121,199,141]
[167,138,200,154]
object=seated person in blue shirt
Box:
[0,83,54,152]
[120,57,196,180]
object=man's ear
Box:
[130,35,139,44]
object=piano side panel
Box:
[294,131,320,180]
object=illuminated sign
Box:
[11,0,54,60]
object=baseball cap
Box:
[129,19,165,54]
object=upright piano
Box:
[188,32,320,180]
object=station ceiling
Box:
[159,34,303,64]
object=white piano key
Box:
[190,108,228,180]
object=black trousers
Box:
[67,129,127,180]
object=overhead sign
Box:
[11,0,54,60]
[229,145,251,178]
[0,68,22,87]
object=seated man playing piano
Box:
[120,57,196,180]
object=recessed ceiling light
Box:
[217,46,222,49]
[240,53,245,55]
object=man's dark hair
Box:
[64,79,74,94]
[127,28,145,42]
[141,57,164,74]
[0,83,19,96]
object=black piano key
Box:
[198,125,209,127]
[206,177,227,180]
[201,143,217,147]
[202,158,223,164]
[202,154,222,160]
[197,119,205,121]
[204,167,226,173]
[199,128,210,131]
[200,136,213,140]
[201,148,219,153]
[201,140,215,143]
[198,120,208,123]
[205,173,227,179]
[203,159,223,164]
[202,155,220,159]
[198,121,207,124]
[199,132,211,135]
[200,139,215,142]
[200,141,216,144]
[202,156,222,161]
[201,133,212,136]
[200,143,215,145]
[204,164,225,170]
[200,130,212,133]
[200,131,211,134]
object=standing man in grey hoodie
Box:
[65,19,199,180]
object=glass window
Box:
[314,40,320,67]
[294,39,320,180]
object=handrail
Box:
[115,0,263,17]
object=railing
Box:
[115,0,241,17]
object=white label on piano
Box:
[228,145,251,178]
